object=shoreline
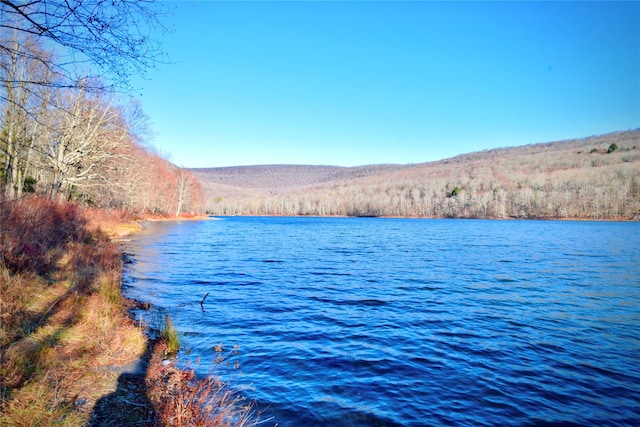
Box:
[0,200,257,426]
[203,213,639,222]
[101,212,258,425]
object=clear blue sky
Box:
[132,1,640,168]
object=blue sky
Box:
[132,1,640,168]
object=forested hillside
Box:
[193,130,640,220]
[192,164,411,191]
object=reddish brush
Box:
[146,342,258,427]
[0,197,89,274]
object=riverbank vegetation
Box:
[194,130,640,220]
[0,198,144,425]
[0,197,258,426]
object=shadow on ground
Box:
[89,340,158,426]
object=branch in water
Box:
[200,292,210,308]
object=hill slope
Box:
[191,130,640,219]
[191,164,412,191]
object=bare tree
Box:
[0,0,167,90]
[174,168,202,217]
[0,30,53,198]
[0,0,169,201]
[45,84,129,199]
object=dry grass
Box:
[0,197,261,426]
[146,342,258,427]
[0,197,145,425]
[82,206,143,238]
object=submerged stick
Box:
[200,292,210,309]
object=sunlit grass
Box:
[0,198,141,425]
[0,378,85,427]
[158,313,181,356]
[1,198,260,426]
[97,273,122,308]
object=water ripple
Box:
[124,217,640,426]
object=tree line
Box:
[201,131,640,220]
[0,0,202,215]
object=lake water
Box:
[122,217,640,426]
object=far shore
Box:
[194,213,638,222]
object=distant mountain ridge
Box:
[190,164,412,192]
[190,130,640,219]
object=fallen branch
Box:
[200,292,210,309]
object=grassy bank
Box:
[0,197,256,426]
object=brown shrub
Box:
[0,197,127,398]
[146,342,258,427]
[0,197,90,275]
[62,239,121,293]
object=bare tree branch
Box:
[0,0,168,89]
